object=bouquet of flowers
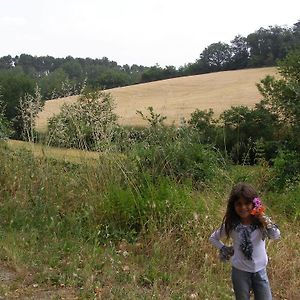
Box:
[250,197,265,216]
[251,197,275,229]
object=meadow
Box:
[0,140,299,299]
[36,67,277,131]
[1,61,300,299]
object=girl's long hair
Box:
[221,182,263,238]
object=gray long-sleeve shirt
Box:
[209,224,280,272]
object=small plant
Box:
[18,85,43,142]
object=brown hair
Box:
[222,182,263,238]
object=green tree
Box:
[188,108,217,143]
[0,55,14,70]
[141,65,164,82]
[0,69,35,137]
[199,42,233,72]
[247,26,294,67]
[257,48,300,150]
[230,35,249,69]
[0,87,13,139]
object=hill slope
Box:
[36,67,277,130]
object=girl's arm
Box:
[266,224,281,239]
[209,226,227,249]
[258,214,281,240]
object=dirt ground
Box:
[0,264,77,300]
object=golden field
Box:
[36,67,277,131]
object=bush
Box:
[47,90,118,150]
[268,150,300,190]
[132,137,219,184]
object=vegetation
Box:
[47,91,118,150]
[0,88,13,139]
[1,19,300,139]
[0,19,300,300]
[0,140,299,299]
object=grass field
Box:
[36,67,277,131]
[6,140,101,163]
[0,141,299,299]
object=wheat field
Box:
[36,67,277,131]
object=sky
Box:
[1,0,300,68]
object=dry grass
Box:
[0,143,299,299]
[6,140,100,163]
[36,67,277,131]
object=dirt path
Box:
[0,264,78,299]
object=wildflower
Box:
[250,197,265,216]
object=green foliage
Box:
[200,42,233,71]
[48,91,118,150]
[101,177,198,238]
[127,108,220,183]
[188,108,218,143]
[257,48,300,151]
[269,151,300,190]
[247,26,294,67]
[266,184,300,220]
[38,68,70,99]
[136,106,167,127]
[134,140,219,183]
[0,88,13,139]
[0,140,299,297]
[0,144,201,243]
[0,69,35,137]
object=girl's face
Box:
[234,197,253,222]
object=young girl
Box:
[209,182,280,300]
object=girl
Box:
[209,182,280,300]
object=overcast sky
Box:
[1,0,299,67]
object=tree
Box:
[257,49,300,150]
[219,104,279,163]
[247,26,294,67]
[0,87,13,139]
[199,42,233,72]
[188,108,217,143]
[0,69,35,137]
[0,55,14,70]
[141,65,164,82]
[292,20,300,47]
[230,35,249,69]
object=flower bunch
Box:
[250,197,265,216]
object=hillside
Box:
[36,67,277,131]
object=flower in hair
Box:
[250,197,265,216]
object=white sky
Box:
[1,0,299,67]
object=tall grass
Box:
[0,142,299,299]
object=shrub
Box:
[268,150,300,190]
[47,90,118,150]
[132,135,219,183]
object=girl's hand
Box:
[219,246,234,261]
[256,213,274,229]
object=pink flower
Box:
[251,197,265,216]
[253,197,262,208]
